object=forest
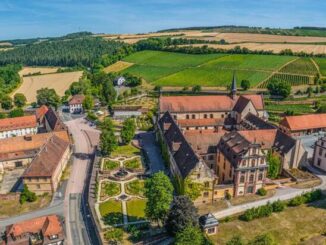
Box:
[0,64,21,97]
[0,37,134,67]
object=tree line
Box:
[0,37,134,67]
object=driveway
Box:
[139,131,167,174]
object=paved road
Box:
[64,118,100,245]
[139,132,167,174]
[213,164,326,219]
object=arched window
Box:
[251,159,255,167]
[260,158,264,164]
[186,114,190,119]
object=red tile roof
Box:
[177,118,225,127]
[0,115,37,132]
[69,94,85,105]
[22,134,70,178]
[6,215,63,237]
[280,113,326,131]
[159,95,264,113]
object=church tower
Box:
[230,71,237,99]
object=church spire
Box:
[230,71,237,99]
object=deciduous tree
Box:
[100,130,118,156]
[36,88,60,109]
[121,118,136,144]
[144,171,174,225]
[13,93,27,107]
[1,95,13,110]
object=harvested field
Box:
[100,31,326,44]
[19,66,60,76]
[180,43,326,55]
[0,42,12,47]
[104,61,134,73]
[15,71,83,103]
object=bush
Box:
[288,195,306,207]
[225,191,232,200]
[240,202,273,221]
[20,184,37,204]
[257,188,267,196]
[104,228,123,242]
[272,200,285,212]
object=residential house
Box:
[114,76,125,86]
[199,213,219,235]
[4,215,65,244]
[22,134,71,195]
[44,107,67,132]
[68,94,85,114]
[279,113,326,136]
[0,115,37,139]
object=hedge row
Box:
[240,189,322,222]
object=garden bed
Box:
[100,181,121,201]
[103,159,120,171]
[125,180,145,197]
[126,199,147,222]
[124,157,143,170]
[99,200,123,225]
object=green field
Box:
[122,51,296,87]
[126,199,147,222]
[265,103,314,114]
[99,200,123,225]
[314,58,326,76]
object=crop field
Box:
[258,73,311,88]
[182,43,326,55]
[19,66,60,76]
[313,58,326,76]
[122,51,296,87]
[104,61,133,73]
[265,102,314,114]
[279,58,318,75]
[14,71,83,103]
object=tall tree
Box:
[36,88,60,109]
[240,80,250,90]
[83,95,94,111]
[100,130,118,156]
[267,152,281,179]
[121,118,136,144]
[13,93,27,108]
[165,195,199,235]
[1,95,13,110]
[144,171,174,225]
[267,80,291,98]
[8,108,24,118]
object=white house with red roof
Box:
[68,94,85,114]
[0,115,38,139]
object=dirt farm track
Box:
[13,71,83,103]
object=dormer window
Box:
[49,234,59,240]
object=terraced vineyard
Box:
[313,57,326,76]
[258,73,311,88]
[279,58,318,75]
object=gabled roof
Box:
[199,213,219,229]
[6,215,63,238]
[232,96,252,113]
[159,94,264,113]
[280,113,326,131]
[0,115,37,132]
[35,105,49,121]
[69,94,85,105]
[159,111,203,178]
[22,134,70,178]
[0,131,70,161]
[45,107,67,131]
[241,113,275,130]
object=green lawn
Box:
[111,144,140,158]
[103,160,120,170]
[314,57,326,76]
[125,179,145,197]
[213,199,326,245]
[99,200,123,225]
[126,199,147,222]
[122,51,296,87]
[124,157,142,170]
